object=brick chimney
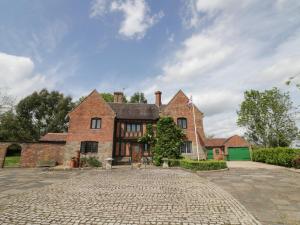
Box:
[155,91,162,107]
[114,92,124,103]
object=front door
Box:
[131,143,142,163]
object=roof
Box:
[205,138,227,147]
[39,133,67,142]
[108,103,160,120]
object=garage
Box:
[205,135,251,161]
[227,147,251,161]
[207,148,213,160]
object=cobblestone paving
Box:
[0,168,260,225]
[200,164,300,225]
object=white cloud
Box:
[89,0,109,18]
[161,34,234,82]
[145,0,300,138]
[0,52,55,99]
[90,0,163,39]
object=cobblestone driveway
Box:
[0,168,260,225]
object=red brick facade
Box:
[64,90,115,165]
[161,90,206,159]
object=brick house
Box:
[57,89,206,166]
[0,89,250,168]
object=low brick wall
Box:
[21,142,65,167]
[0,142,65,168]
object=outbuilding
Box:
[205,135,251,161]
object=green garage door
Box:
[228,147,250,161]
[207,148,213,160]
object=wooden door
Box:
[131,143,142,163]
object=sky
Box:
[0,0,300,137]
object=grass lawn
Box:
[4,156,21,167]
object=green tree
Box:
[0,110,31,141]
[153,117,185,165]
[101,93,114,102]
[16,89,75,141]
[237,88,298,147]
[75,93,116,106]
[130,92,147,103]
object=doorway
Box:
[4,144,22,167]
[131,143,142,163]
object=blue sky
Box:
[0,0,300,137]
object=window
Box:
[177,118,187,129]
[126,123,141,132]
[91,118,101,129]
[180,141,192,154]
[80,141,98,154]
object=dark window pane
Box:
[80,141,98,153]
[177,118,187,129]
[180,141,192,153]
[127,124,131,132]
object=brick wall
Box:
[21,142,65,167]
[0,142,65,168]
[0,143,8,168]
[65,90,115,165]
[161,90,206,159]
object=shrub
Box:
[168,159,181,167]
[179,159,227,171]
[153,117,185,163]
[80,157,102,167]
[252,148,300,168]
[292,157,300,169]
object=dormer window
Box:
[91,118,101,129]
[177,118,187,129]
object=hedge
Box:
[252,147,300,168]
[168,159,227,171]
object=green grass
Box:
[4,156,21,167]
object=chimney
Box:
[155,91,162,107]
[114,92,124,103]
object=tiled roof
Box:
[205,138,227,147]
[40,133,67,142]
[108,103,160,120]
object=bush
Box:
[292,157,300,169]
[252,148,300,168]
[80,157,102,167]
[168,159,181,167]
[179,159,227,171]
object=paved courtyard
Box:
[200,162,300,225]
[0,167,260,225]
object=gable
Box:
[225,135,250,147]
[68,90,115,117]
[163,90,203,115]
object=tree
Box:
[0,110,32,141]
[286,74,300,90]
[130,92,147,103]
[16,89,75,141]
[237,88,298,147]
[0,88,15,115]
[101,93,114,102]
[75,93,115,106]
[153,117,185,165]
